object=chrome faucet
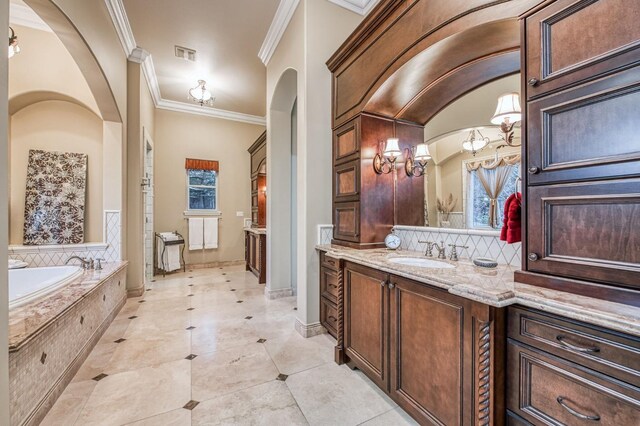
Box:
[434,241,447,259]
[418,240,437,257]
[448,244,469,261]
[65,256,92,270]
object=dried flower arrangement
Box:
[436,193,457,221]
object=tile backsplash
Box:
[393,225,521,267]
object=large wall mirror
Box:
[415,74,521,229]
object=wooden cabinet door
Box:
[249,234,257,270]
[527,66,640,185]
[344,262,389,390]
[333,118,359,165]
[333,202,360,243]
[525,0,640,99]
[527,179,640,290]
[389,276,472,425]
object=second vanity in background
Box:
[245,131,267,284]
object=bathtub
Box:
[9,266,84,309]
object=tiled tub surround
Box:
[392,225,522,266]
[9,262,127,425]
[317,245,640,337]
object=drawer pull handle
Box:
[557,397,601,421]
[528,78,539,87]
[328,315,337,323]
[556,335,600,353]
[329,284,337,289]
[528,253,539,261]
[380,280,387,287]
[528,166,540,174]
[388,283,395,289]
[327,259,336,265]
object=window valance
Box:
[185,158,219,172]
[465,154,520,172]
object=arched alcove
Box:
[266,68,298,298]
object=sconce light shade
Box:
[8,27,20,58]
[414,143,431,162]
[383,138,401,158]
[490,93,521,125]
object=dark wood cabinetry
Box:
[319,252,340,340]
[507,307,640,425]
[329,255,505,425]
[248,131,266,228]
[518,0,640,305]
[245,231,265,284]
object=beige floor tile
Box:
[191,342,279,401]
[72,342,118,382]
[105,329,191,374]
[190,301,254,325]
[142,285,193,301]
[359,407,419,425]
[191,319,260,355]
[117,301,140,318]
[136,296,191,313]
[41,380,97,426]
[125,408,191,426]
[249,313,298,340]
[286,363,396,426]
[264,333,334,375]
[99,318,131,343]
[76,360,191,426]
[124,310,191,339]
[189,287,239,305]
[192,380,308,426]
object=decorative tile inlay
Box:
[80,316,84,325]
[183,400,200,410]
[257,338,266,343]
[317,224,334,245]
[245,316,253,320]
[185,354,198,360]
[23,149,88,245]
[92,373,108,382]
[187,308,195,311]
[138,300,146,304]
[114,338,126,343]
[128,316,138,320]
[40,352,47,365]
[237,300,243,303]
[276,373,288,381]
[230,289,236,292]
[186,326,196,330]
[188,294,194,297]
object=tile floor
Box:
[41,265,418,426]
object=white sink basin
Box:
[388,257,455,269]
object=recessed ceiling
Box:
[122,0,280,118]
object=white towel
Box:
[156,239,182,272]
[189,218,204,250]
[204,217,219,249]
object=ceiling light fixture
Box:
[462,129,490,156]
[8,27,20,58]
[188,80,215,106]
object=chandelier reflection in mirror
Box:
[404,143,431,177]
[8,26,20,58]
[461,128,490,156]
[188,80,215,106]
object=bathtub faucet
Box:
[65,256,93,270]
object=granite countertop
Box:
[317,244,640,337]
[9,261,128,352]
[244,227,266,235]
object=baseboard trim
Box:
[295,319,327,338]
[23,296,126,426]
[186,260,245,270]
[127,287,145,297]
[265,287,294,300]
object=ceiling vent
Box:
[175,45,196,62]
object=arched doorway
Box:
[266,68,298,299]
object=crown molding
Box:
[156,99,266,126]
[10,3,53,32]
[104,0,264,125]
[328,0,381,15]
[258,0,300,65]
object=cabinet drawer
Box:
[320,251,339,272]
[333,119,359,165]
[507,341,640,425]
[508,307,640,386]
[334,160,360,202]
[321,297,338,338]
[334,202,360,243]
[525,0,640,99]
[527,66,640,184]
[320,267,339,304]
[527,179,640,289]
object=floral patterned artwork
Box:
[23,149,88,245]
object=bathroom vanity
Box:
[322,0,640,423]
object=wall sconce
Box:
[373,138,401,174]
[8,27,20,58]
[404,143,431,177]
[261,187,267,197]
[461,129,489,156]
[491,93,521,147]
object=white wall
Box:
[266,0,363,328]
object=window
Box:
[466,162,520,229]
[187,168,217,211]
